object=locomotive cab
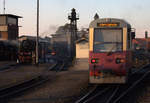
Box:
[89,17,133,84]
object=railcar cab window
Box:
[93,28,123,53]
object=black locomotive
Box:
[18,37,51,64]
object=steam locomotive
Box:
[18,36,51,64]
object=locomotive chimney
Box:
[145,31,148,38]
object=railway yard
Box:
[0,58,89,103]
[7,58,89,103]
[1,59,150,103]
[0,1,150,103]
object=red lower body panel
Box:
[89,51,132,83]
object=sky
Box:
[0,0,150,37]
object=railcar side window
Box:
[93,29,123,52]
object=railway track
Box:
[76,85,119,103]
[0,62,64,103]
[76,65,150,103]
[0,75,48,103]
[138,82,150,103]
[133,74,150,103]
[49,61,65,72]
[0,63,19,72]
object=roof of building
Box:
[76,37,88,44]
[19,35,50,43]
[0,14,22,18]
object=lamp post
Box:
[36,0,39,65]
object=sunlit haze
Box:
[0,0,150,37]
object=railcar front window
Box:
[94,29,123,52]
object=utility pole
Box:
[36,0,39,65]
[3,0,5,14]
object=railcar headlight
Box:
[116,58,125,64]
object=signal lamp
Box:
[91,59,98,64]
[51,52,56,56]
[92,59,96,63]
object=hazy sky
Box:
[0,0,150,37]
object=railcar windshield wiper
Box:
[107,44,116,56]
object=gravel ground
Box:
[8,58,89,103]
[0,61,16,67]
[0,64,52,90]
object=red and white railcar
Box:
[89,17,135,84]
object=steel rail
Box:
[0,62,64,102]
[75,85,98,103]
[49,61,65,72]
[106,86,119,103]
[83,87,111,103]
[75,86,112,103]
[0,63,19,72]
[0,76,48,102]
[76,64,150,103]
[56,62,65,72]
[48,62,57,70]
[132,64,150,75]
[113,71,150,103]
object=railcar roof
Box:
[89,18,131,28]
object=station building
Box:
[76,36,89,59]
[0,14,22,40]
[76,28,89,59]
